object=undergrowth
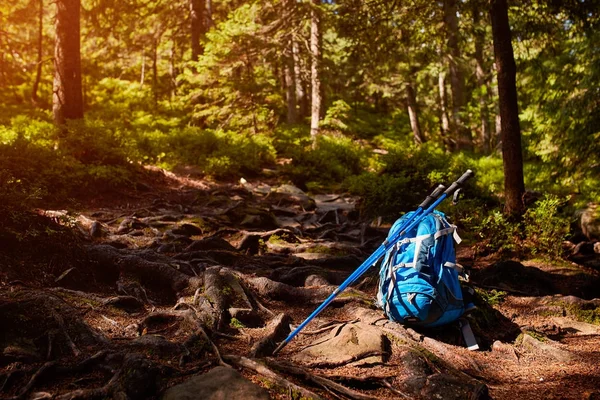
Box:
[0,115,594,261]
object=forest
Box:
[1,0,600,399]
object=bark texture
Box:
[190,0,205,61]
[490,0,525,216]
[53,0,84,125]
[310,0,322,147]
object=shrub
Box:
[475,209,521,255]
[284,134,367,190]
[154,128,277,179]
[523,194,571,257]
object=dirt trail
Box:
[1,170,599,400]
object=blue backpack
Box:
[376,210,470,327]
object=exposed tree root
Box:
[223,355,324,400]
[263,358,380,400]
[381,379,411,399]
[7,361,57,400]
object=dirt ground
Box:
[1,168,599,400]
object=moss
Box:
[267,234,285,244]
[305,245,346,256]
[220,285,232,296]
[475,288,507,307]
[566,304,600,325]
[338,290,373,306]
[545,300,600,325]
[229,318,245,329]
[524,330,547,342]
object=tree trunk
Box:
[406,80,425,144]
[32,0,44,107]
[169,43,177,98]
[293,40,308,120]
[473,5,492,153]
[284,42,298,124]
[205,0,213,30]
[490,0,525,216]
[140,47,146,85]
[444,0,470,150]
[438,70,452,150]
[152,37,159,106]
[53,0,84,125]
[190,0,205,61]
[310,0,322,147]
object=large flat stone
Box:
[161,366,270,400]
[293,322,386,367]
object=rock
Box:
[161,366,270,400]
[171,223,204,237]
[273,184,316,211]
[185,237,237,252]
[117,218,148,235]
[580,203,600,240]
[491,340,519,361]
[573,241,596,255]
[520,333,574,362]
[305,274,330,287]
[420,373,490,400]
[293,322,387,367]
[103,296,145,313]
[2,343,42,362]
[550,317,600,336]
[90,221,104,238]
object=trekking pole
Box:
[272,171,473,356]
[329,183,446,288]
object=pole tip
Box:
[272,341,286,356]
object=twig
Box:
[224,355,324,400]
[382,379,410,399]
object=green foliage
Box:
[475,288,507,307]
[474,195,571,257]
[180,3,283,134]
[345,174,413,220]
[148,127,277,179]
[476,210,520,255]
[229,318,246,329]
[523,195,571,257]
[283,134,367,190]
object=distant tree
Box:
[31,0,44,106]
[310,0,322,147]
[53,0,83,125]
[471,1,492,153]
[443,0,470,150]
[490,0,525,216]
[190,0,206,61]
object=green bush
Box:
[474,195,571,257]
[523,194,571,257]
[284,134,367,190]
[475,209,521,255]
[153,128,277,179]
[345,173,414,220]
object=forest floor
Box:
[1,167,600,400]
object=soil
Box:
[1,167,599,400]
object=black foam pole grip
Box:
[419,184,446,208]
[444,169,474,196]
